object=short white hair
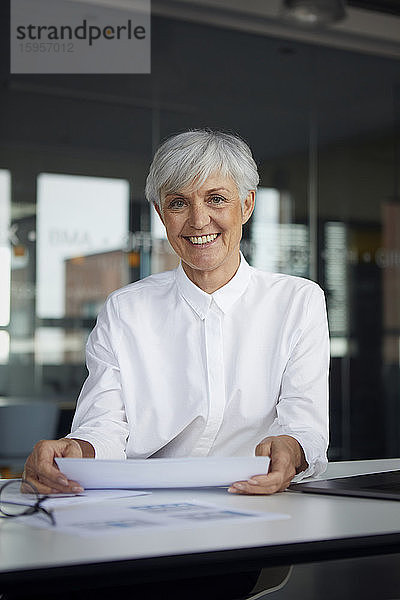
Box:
[145,129,259,208]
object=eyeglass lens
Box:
[0,479,39,516]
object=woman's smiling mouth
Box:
[184,233,220,246]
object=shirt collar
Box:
[175,253,252,319]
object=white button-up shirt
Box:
[67,255,330,478]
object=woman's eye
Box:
[169,199,185,209]
[210,196,225,205]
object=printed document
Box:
[20,498,289,537]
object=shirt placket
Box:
[193,300,226,455]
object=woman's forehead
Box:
[163,171,237,197]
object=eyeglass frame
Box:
[0,478,56,526]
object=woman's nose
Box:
[188,203,211,229]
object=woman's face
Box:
[154,172,255,290]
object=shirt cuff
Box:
[289,432,328,481]
[264,425,328,481]
[65,431,127,460]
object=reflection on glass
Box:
[0,330,10,365]
[34,327,88,366]
[251,187,309,278]
[34,327,64,365]
[36,174,130,319]
[382,201,400,369]
[65,250,130,319]
[324,221,349,358]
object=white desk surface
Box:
[1,458,400,587]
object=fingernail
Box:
[72,486,84,493]
[58,477,69,486]
[227,487,237,493]
[234,483,244,490]
[247,479,259,485]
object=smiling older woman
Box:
[24,129,329,497]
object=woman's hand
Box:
[228,435,308,495]
[23,438,94,494]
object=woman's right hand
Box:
[23,438,93,494]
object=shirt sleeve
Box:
[65,294,129,459]
[265,283,330,480]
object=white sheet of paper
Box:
[55,456,270,489]
[41,489,150,507]
[22,499,288,537]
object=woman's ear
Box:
[242,191,255,225]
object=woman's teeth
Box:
[187,234,218,245]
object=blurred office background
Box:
[0,0,399,475]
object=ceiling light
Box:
[282,0,347,27]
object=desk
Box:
[1,459,400,596]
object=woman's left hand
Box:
[228,435,308,495]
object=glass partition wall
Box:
[0,10,399,461]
